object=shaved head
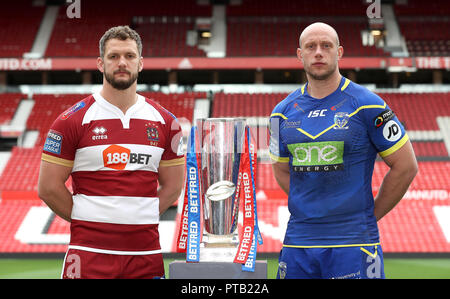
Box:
[296,22,343,82]
[299,22,340,48]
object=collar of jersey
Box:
[300,76,350,99]
[93,92,145,129]
[274,78,386,140]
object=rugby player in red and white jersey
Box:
[38,26,185,279]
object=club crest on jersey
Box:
[146,127,159,142]
[145,122,160,146]
[334,112,349,129]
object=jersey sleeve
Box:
[269,104,289,163]
[361,93,409,158]
[41,109,81,168]
[159,114,185,167]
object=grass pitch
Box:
[0,257,449,279]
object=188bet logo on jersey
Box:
[102,144,152,170]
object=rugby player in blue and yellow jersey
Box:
[269,23,418,279]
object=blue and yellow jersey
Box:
[269,77,408,247]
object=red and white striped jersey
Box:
[41,92,185,254]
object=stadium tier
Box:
[412,142,448,157]
[226,19,388,57]
[0,93,23,125]
[27,94,86,146]
[393,0,449,60]
[0,147,41,193]
[139,91,205,123]
[0,1,45,57]
[212,92,283,117]
[134,18,207,57]
[226,0,369,16]
[212,91,450,130]
[45,0,211,57]
[0,89,449,253]
[380,92,450,130]
[0,161,449,253]
[0,92,202,193]
[0,0,447,59]
[399,20,450,57]
[393,0,449,16]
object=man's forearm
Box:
[271,162,290,195]
[38,186,73,222]
[38,161,74,222]
[374,165,417,221]
[158,186,182,215]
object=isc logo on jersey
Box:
[102,144,152,170]
[288,141,344,172]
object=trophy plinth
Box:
[200,232,239,262]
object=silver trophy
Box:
[197,118,246,262]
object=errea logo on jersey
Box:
[102,144,152,170]
[92,126,108,140]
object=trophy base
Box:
[200,233,239,263]
[169,260,268,279]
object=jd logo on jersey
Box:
[382,120,401,142]
[288,141,344,172]
[102,144,152,170]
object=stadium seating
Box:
[2,0,448,59]
[394,0,450,56]
[135,91,205,122]
[0,200,68,253]
[373,161,450,191]
[225,0,387,57]
[212,91,450,131]
[412,142,448,157]
[134,17,207,57]
[0,0,45,57]
[0,92,203,193]
[393,0,450,16]
[212,92,285,117]
[399,20,450,56]
[45,0,211,57]
[0,93,23,125]
[226,0,368,17]
[380,92,449,130]
[0,147,41,192]
[226,18,388,57]
[256,161,450,199]
[27,94,87,146]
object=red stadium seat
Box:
[0,1,45,57]
[45,0,211,57]
[0,93,24,125]
[379,92,450,130]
